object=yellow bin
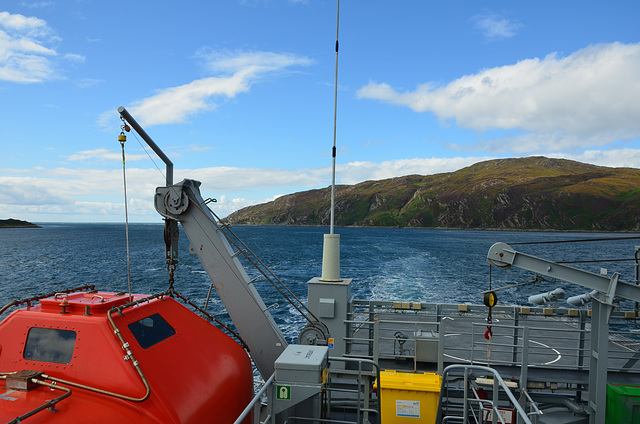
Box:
[375,370,442,424]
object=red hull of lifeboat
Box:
[0,291,253,423]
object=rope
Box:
[129,128,167,183]
[193,194,323,327]
[120,130,133,302]
[485,265,493,363]
[482,275,553,294]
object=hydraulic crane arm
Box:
[118,107,287,379]
[155,180,288,379]
[487,242,640,304]
[487,241,640,424]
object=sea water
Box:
[1,224,639,340]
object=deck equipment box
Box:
[415,329,439,363]
[607,383,640,423]
[375,370,442,424]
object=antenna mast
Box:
[320,0,342,282]
[329,0,340,234]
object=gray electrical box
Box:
[415,329,439,363]
[272,345,330,418]
[275,345,329,384]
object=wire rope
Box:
[187,192,323,327]
[127,129,168,182]
[119,131,133,302]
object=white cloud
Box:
[128,75,251,126]
[0,167,160,220]
[197,49,313,74]
[19,2,54,10]
[64,53,85,63]
[124,50,313,126]
[357,42,640,153]
[186,144,214,152]
[336,156,497,184]
[211,194,272,216]
[210,193,287,216]
[66,148,148,162]
[0,11,48,34]
[182,166,325,190]
[473,13,521,40]
[5,149,640,222]
[0,11,84,83]
[549,148,640,169]
[0,176,74,205]
[0,11,56,82]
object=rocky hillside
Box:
[224,157,640,231]
[0,219,41,228]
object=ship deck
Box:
[345,300,640,387]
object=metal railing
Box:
[346,300,640,384]
[234,374,275,424]
[236,301,640,423]
[437,364,534,424]
[237,357,380,424]
[324,356,381,424]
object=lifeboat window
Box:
[128,313,176,349]
[24,328,76,364]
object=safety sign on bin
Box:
[396,400,420,418]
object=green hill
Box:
[224,157,640,231]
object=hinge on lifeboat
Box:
[6,370,44,391]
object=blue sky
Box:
[2,1,640,222]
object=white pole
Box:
[330,0,340,234]
[321,0,342,282]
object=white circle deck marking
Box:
[442,334,562,365]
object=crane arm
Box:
[156,179,287,379]
[487,242,640,304]
[117,107,287,379]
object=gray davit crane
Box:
[118,107,287,379]
[154,179,288,379]
[488,242,640,424]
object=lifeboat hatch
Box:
[40,291,130,315]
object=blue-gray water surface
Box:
[2,224,639,340]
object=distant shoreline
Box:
[0,219,42,229]
[222,223,640,233]
[2,220,639,233]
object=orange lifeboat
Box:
[0,290,253,423]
